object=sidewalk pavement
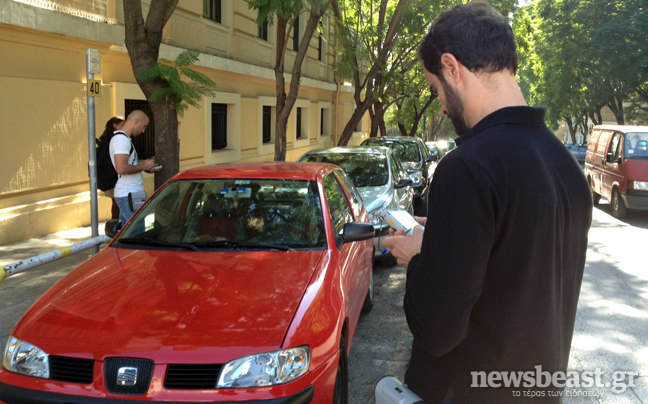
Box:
[0,223,108,348]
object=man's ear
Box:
[440,53,462,84]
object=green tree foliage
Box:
[388,63,437,137]
[332,0,521,145]
[330,0,419,145]
[521,0,648,133]
[136,49,216,118]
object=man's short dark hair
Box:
[419,2,518,77]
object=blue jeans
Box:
[114,196,135,226]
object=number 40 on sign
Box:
[87,80,102,97]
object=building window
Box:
[263,106,273,143]
[318,20,323,61]
[125,99,155,159]
[296,107,303,139]
[319,103,331,138]
[293,15,300,51]
[211,103,227,150]
[258,18,268,41]
[203,0,221,23]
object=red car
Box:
[0,162,375,404]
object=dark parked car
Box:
[298,146,414,265]
[361,137,437,215]
[565,143,587,165]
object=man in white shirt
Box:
[109,110,157,224]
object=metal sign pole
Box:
[86,49,100,255]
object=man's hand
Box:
[142,158,156,172]
[381,224,424,269]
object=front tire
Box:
[611,188,627,218]
[332,337,349,404]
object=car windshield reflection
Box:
[624,132,648,160]
[300,153,389,187]
[362,140,421,163]
[115,179,327,250]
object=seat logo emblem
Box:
[117,367,138,386]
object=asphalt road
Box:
[348,259,412,403]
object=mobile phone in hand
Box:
[385,209,423,236]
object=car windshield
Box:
[300,153,389,187]
[115,179,327,250]
[624,132,648,160]
[362,140,421,163]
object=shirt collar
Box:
[455,106,547,146]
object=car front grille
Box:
[165,363,223,389]
[104,357,154,395]
[47,355,224,392]
[48,355,94,384]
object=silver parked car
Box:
[298,146,414,265]
[361,137,438,216]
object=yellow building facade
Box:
[0,0,368,245]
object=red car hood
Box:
[15,247,323,364]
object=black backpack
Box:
[96,131,132,192]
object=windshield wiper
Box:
[191,240,293,251]
[118,237,201,251]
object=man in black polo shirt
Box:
[381,2,592,403]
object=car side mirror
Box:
[104,219,122,238]
[341,222,375,243]
[426,154,438,162]
[395,178,413,189]
[606,153,621,164]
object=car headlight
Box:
[3,337,49,379]
[368,210,386,226]
[217,346,310,388]
[630,181,648,191]
[368,197,391,226]
[408,172,423,187]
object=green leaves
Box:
[136,49,216,117]
[520,0,648,126]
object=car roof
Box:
[594,125,648,133]
[302,146,390,155]
[363,136,421,143]
[173,162,338,181]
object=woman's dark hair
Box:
[98,116,124,141]
[419,2,518,77]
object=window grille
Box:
[263,106,272,143]
[211,103,227,150]
[203,0,221,23]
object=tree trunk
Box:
[337,101,371,146]
[398,123,408,136]
[369,106,379,138]
[607,97,624,125]
[274,16,289,161]
[123,0,180,189]
[273,4,331,161]
[409,96,434,137]
[564,116,576,144]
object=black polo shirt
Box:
[404,107,592,403]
